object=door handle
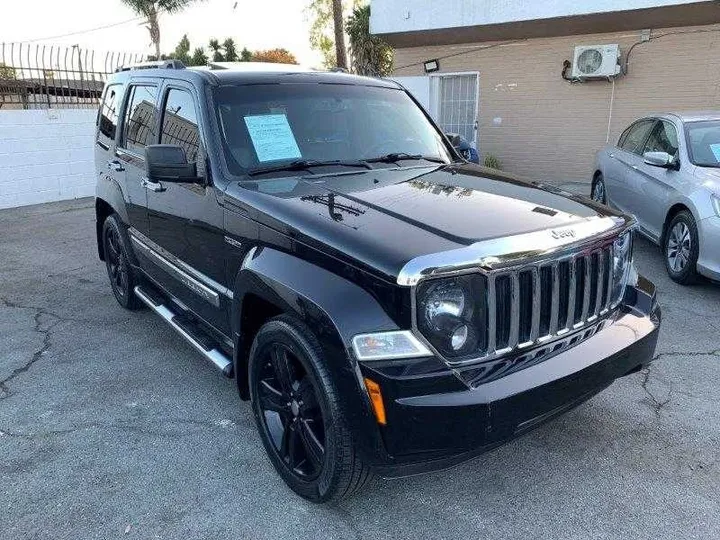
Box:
[141,177,166,193]
[107,160,124,172]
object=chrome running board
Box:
[134,285,233,377]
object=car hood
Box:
[225,164,621,282]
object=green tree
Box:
[190,47,208,66]
[170,33,192,65]
[345,5,393,76]
[223,38,239,62]
[119,0,204,60]
[208,38,224,62]
[240,47,252,62]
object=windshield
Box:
[685,120,720,168]
[213,83,452,175]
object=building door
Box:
[431,72,479,148]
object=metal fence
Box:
[0,43,145,109]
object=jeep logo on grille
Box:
[551,228,576,240]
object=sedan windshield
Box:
[685,120,720,167]
[213,83,452,176]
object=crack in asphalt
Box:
[0,310,62,400]
[0,418,240,439]
[638,348,720,416]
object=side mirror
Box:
[145,144,203,183]
[643,151,677,169]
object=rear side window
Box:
[97,84,124,145]
[121,85,158,154]
[160,88,201,163]
[620,120,654,155]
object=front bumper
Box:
[359,276,660,478]
[697,215,720,281]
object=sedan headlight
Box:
[610,230,634,307]
[416,275,485,358]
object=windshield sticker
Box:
[709,143,720,162]
[244,114,301,163]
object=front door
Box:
[144,82,229,336]
[432,72,479,148]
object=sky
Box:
[0,0,323,66]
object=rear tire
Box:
[248,315,374,503]
[663,210,700,285]
[102,214,143,310]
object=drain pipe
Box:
[605,78,616,143]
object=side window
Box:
[97,84,124,145]
[160,88,201,163]
[121,85,158,154]
[620,120,654,155]
[644,121,679,157]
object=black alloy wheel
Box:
[257,341,326,479]
[103,215,142,310]
[249,316,374,502]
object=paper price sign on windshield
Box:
[244,114,302,163]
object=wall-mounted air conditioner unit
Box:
[571,44,621,79]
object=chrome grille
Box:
[485,244,614,359]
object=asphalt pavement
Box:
[1,198,719,539]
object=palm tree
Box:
[332,0,348,69]
[346,5,393,76]
[208,39,224,62]
[120,0,202,60]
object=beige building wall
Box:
[393,23,720,185]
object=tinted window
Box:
[620,120,654,155]
[213,83,452,174]
[685,120,720,167]
[160,89,201,163]
[98,84,123,143]
[122,85,158,153]
[644,121,679,157]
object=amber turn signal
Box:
[363,378,387,425]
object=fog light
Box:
[451,325,468,350]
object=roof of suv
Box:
[111,61,401,89]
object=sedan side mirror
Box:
[145,144,204,184]
[643,151,677,169]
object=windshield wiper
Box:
[247,159,373,176]
[364,152,447,165]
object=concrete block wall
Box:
[0,109,97,210]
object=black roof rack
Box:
[115,59,186,73]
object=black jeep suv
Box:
[94,61,660,502]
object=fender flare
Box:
[231,246,399,465]
[95,175,131,260]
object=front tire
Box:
[591,173,607,204]
[102,214,142,310]
[248,315,374,503]
[663,210,700,285]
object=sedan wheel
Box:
[663,210,699,285]
[591,175,606,204]
[666,222,691,272]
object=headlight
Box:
[416,275,485,358]
[610,230,633,307]
[711,194,720,217]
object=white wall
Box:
[371,0,712,34]
[0,109,97,210]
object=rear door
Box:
[631,119,681,240]
[145,81,229,336]
[608,119,655,214]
